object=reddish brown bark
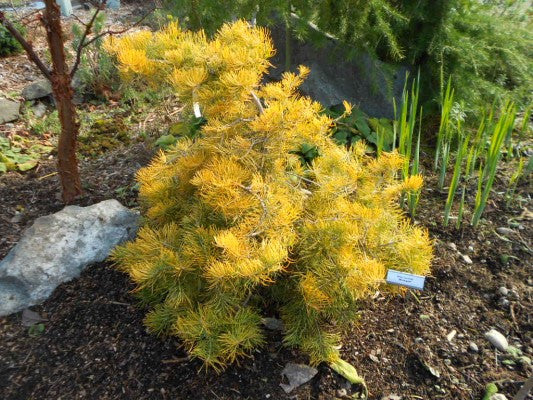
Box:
[42,0,82,203]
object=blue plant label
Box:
[386,270,425,290]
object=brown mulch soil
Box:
[0,147,531,400]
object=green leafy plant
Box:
[25,109,61,136]
[0,136,53,173]
[443,128,469,226]
[156,116,207,150]
[393,72,422,216]
[505,157,526,206]
[471,102,516,226]
[326,105,394,152]
[0,20,25,57]
[28,323,45,337]
[71,12,120,99]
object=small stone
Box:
[447,242,457,251]
[32,102,47,118]
[425,364,440,378]
[280,363,318,394]
[461,254,473,264]
[468,342,479,352]
[485,329,509,351]
[415,337,424,343]
[498,287,509,296]
[0,98,20,123]
[10,212,22,224]
[496,227,514,236]
[22,80,52,100]
[107,0,120,9]
[262,317,284,331]
[489,394,508,400]
[498,298,510,308]
[336,388,347,397]
[443,359,452,366]
[446,329,457,342]
[468,245,474,252]
[381,395,401,400]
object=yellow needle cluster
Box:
[110,20,432,370]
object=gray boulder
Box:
[22,79,52,100]
[107,0,120,9]
[0,98,20,123]
[0,200,139,316]
[57,0,73,16]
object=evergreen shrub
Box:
[0,20,25,57]
[109,21,433,371]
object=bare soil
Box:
[0,146,531,400]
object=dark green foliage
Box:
[156,116,207,149]
[436,2,532,111]
[0,21,25,57]
[325,105,394,151]
[159,0,407,60]
[391,0,532,112]
[158,0,532,117]
[289,142,320,165]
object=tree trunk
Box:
[43,0,82,203]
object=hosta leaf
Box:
[155,134,178,149]
[18,159,38,171]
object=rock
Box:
[262,317,284,331]
[0,98,20,123]
[446,329,457,342]
[381,395,401,400]
[489,394,508,400]
[280,363,318,394]
[57,0,72,16]
[107,0,120,9]
[468,245,474,252]
[498,298,510,308]
[485,329,509,351]
[32,102,47,118]
[336,388,347,397]
[0,200,139,316]
[496,227,514,236]
[498,286,509,296]
[21,308,46,327]
[461,254,473,264]
[468,342,479,352]
[447,242,457,251]
[22,80,52,100]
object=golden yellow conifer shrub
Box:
[108,21,432,377]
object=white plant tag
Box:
[386,269,425,290]
[193,102,202,118]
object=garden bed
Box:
[0,147,531,399]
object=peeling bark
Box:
[43,0,82,203]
